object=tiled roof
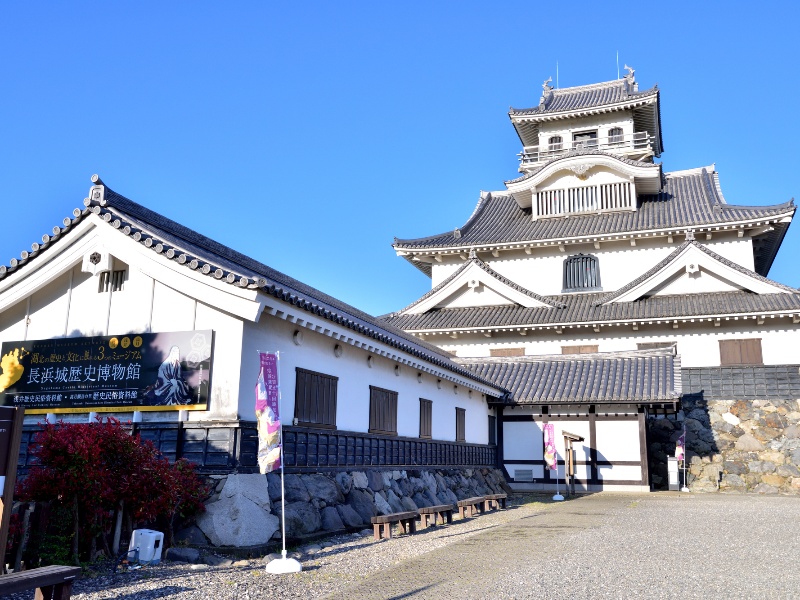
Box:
[381,290,800,332]
[509,79,658,117]
[682,365,800,401]
[394,255,565,315]
[457,348,680,405]
[393,168,794,276]
[595,240,799,305]
[0,178,504,394]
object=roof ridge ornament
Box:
[87,174,107,207]
[623,64,636,95]
[539,77,553,109]
[468,248,477,259]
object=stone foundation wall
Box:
[188,468,511,548]
[648,396,800,493]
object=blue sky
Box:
[1,2,798,317]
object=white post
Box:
[265,350,302,574]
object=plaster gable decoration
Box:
[602,242,797,304]
[567,163,595,180]
[401,260,554,315]
[81,247,112,276]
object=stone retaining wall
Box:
[188,468,510,548]
[648,396,800,493]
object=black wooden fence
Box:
[16,421,497,476]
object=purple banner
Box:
[544,423,557,471]
[256,352,281,474]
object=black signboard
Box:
[0,330,213,413]
[0,406,13,494]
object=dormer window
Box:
[608,127,624,145]
[572,130,597,150]
[548,136,563,151]
[563,254,601,292]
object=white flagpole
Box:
[265,350,301,574]
[681,423,690,493]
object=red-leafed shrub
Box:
[16,417,209,564]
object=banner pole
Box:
[263,350,301,574]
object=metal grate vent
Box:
[514,469,533,482]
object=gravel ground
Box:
[2,492,799,599]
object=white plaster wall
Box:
[503,420,543,460]
[442,314,800,367]
[108,264,152,335]
[241,313,492,443]
[429,235,754,299]
[150,280,196,333]
[26,271,71,341]
[0,298,27,343]
[65,267,108,337]
[594,419,640,464]
[537,113,634,148]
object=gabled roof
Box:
[595,239,798,305]
[394,167,794,277]
[0,177,505,395]
[457,348,681,406]
[509,79,658,118]
[393,254,565,316]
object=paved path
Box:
[323,492,800,599]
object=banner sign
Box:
[256,352,281,474]
[0,330,213,413]
[543,423,557,471]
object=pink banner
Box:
[543,423,557,471]
[256,352,281,474]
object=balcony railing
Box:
[519,131,653,168]
[534,181,635,220]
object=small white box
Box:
[129,529,164,565]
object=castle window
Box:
[562,254,601,292]
[719,339,763,366]
[419,399,432,439]
[548,136,563,151]
[455,408,466,442]
[98,270,127,293]
[608,127,624,145]
[295,368,338,428]
[572,130,598,149]
[369,385,398,435]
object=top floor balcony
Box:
[518,130,654,170]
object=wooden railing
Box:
[519,131,652,167]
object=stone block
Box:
[735,434,764,451]
[760,473,786,488]
[351,471,369,489]
[753,482,779,494]
[320,506,345,532]
[166,547,201,563]
[174,525,209,546]
[367,470,385,492]
[221,473,271,509]
[302,474,344,505]
[336,503,365,528]
[346,488,377,523]
[374,490,392,515]
[266,472,282,502]
[283,474,311,503]
[335,472,353,495]
[278,501,322,537]
[197,493,280,547]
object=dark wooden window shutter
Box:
[719,339,763,366]
[456,408,466,442]
[294,368,338,428]
[419,399,432,439]
[369,386,398,435]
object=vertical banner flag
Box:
[256,352,281,474]
[543,423,557,471]
[675,429,686,462]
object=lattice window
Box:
[608,127,624,145]
[488,415,497,446]
[563,254,601,292]
[548,135,563,151]
[295,368,338,428]
[369,386,398,435]
[98,270,126,293]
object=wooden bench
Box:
[0,564,81,599]
[417,504,454,528]
[484,493,508,511]
[456,496,486,519]
[370,510,419,540]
